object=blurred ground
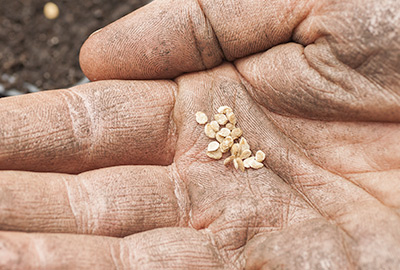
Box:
[0,0,150,97]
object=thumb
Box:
[79,0,313,81]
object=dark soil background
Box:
[0,0,150,97]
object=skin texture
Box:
[1,0,400,269]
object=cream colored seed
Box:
[195,111,208,124]
[239,137,250,151]
[207,148,223,160]
[216,133,224,143]
[250,159,264,169]
[243,157,255,168]
[224,155,235,166]
[217,106,233,114]
[240,149,252,159]
[214,113,228,125]
[226,123,235,131]
[226,112,237,125]
[218,128,231,137]
[231,128,243,140]
[233,158,239,170]
[231,143,240,156]
[44,2,59,20]
[210,121,220,132]
[208,141,220,152]
[256,150,266,162]
[220,136,234,153]
[235,158,245,172]
[204,124,216,138]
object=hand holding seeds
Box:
[196,106,265,172]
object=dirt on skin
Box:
[0,0,150,97]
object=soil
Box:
[0,0,150,97]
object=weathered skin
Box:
[1,0,399,269]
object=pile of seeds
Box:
[195,106,265,172]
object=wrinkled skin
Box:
[1,0,399,269]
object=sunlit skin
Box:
[1,0,399,269]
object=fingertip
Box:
[79,0,224,81]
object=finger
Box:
[79,0,314,80]
[235,42,400,122]
[0,166,188,237]
[0,80,177,173]
[0,228,224,269]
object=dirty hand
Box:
[1,0,400,269]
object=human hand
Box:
[1,0,400,269]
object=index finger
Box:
[79,0,314,81]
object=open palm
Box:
[1,0,399,269]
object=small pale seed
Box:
[226,123,236,130]
[224,155,235,166]
[226,112,237,125]
[236,157,245,172]
[217,106,233,114]
[256,150,266,162]
[207,148,223,160]
[220,136,234,153]
[210,121,220,132]
[243,157,255,168]
[208,141,220,152]
[216,133,225,143]
[214,113,228,125]
[233,158,239,170]
[195,111,208,124]
[231,143,240,156]
[44,2,59,20]
[250,159,264,169]
[218,128,231,137]
[231,128,243,140]
[204,124,216,138]
[240,149,252,159]
[239,137,250,151]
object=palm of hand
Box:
[1,0,400,269]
